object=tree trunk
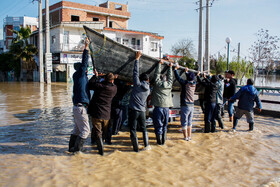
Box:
[19,59,23,81]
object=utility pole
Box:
[204,0,210,73]
[45,0,51,84]
[34,0,44,83]
[198,0,203,72]
[237,42,240,62]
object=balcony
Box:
[61,43,84,52]
[129,44,142,51]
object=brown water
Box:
[0,82,279,187]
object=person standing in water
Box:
[68,38,91,153]
[230,78,262,131]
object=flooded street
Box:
[0,82,279,187]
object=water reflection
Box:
[0,106,73,155]
[0,82,279,186]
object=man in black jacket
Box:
[197,73,219,133]
[222,70,237,122]
[88,71,117,155]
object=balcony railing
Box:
[60,43,84,52]
[122,44,142,51]
[61,42,142,52]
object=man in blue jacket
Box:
[230,78,262,131]
[128,51,151,152]
[68,38,91,153]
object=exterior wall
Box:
[50,27,61,53]
[3,16,38,52]
[103,30,162,58]
[61,8,88,22]
[43,1,130,29]
[59,26,85,52]
[108,17,128,29]
[149,38,161,58]
[86,13,107,22]
[61,1,130,18]
[23,17,38,31]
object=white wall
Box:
[102,30,162,58]
[23,16,38,29]
[50,27,61,53]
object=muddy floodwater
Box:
[0,82,279,187]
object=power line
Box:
[0,1,34,21]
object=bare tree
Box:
[249,29,280,79]
[171,38,196,58]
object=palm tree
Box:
[9,27,38,81]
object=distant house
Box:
[3,16,38,52]
[29,1,164,82]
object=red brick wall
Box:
[86,13,107,22]
[43,1,62,13]
[32,25,37,32]
[109,17,128,29]
[108,2,128,12]
[61,9,87,22]
[5,25,13,36]
[62,1,130,17]
[42,1,130,28]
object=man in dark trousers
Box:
[88,71,117,155]
[128,51,151,152]
[68,38,91,153]
[197,73,219,133]
[151,60,173,145]
[223,70,237,122]
[230,78,262,131]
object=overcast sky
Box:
[0,0,279,60]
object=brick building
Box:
[30,1,164,82]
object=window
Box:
[13,26,20,32]
[7,39,12,49]
[122,39,129,46]
[71,15,79,22]
[116,37,121,43]
[92,17,99,21]
[115,4,122,10]
[63,31,69,44]
[109,21,113,28]
[151,42,158,52]
[137,39,140,46]
[52,35,56,44]
[131,38,136,45]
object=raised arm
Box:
[133,51,142,86]
[174,64,186,85]
[80,38,89,73]
[154,61,162,86]
[166,62,173,88]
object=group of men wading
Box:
[68,38,262,155]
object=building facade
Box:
[3,16,38,52]
[30,1,164,82]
